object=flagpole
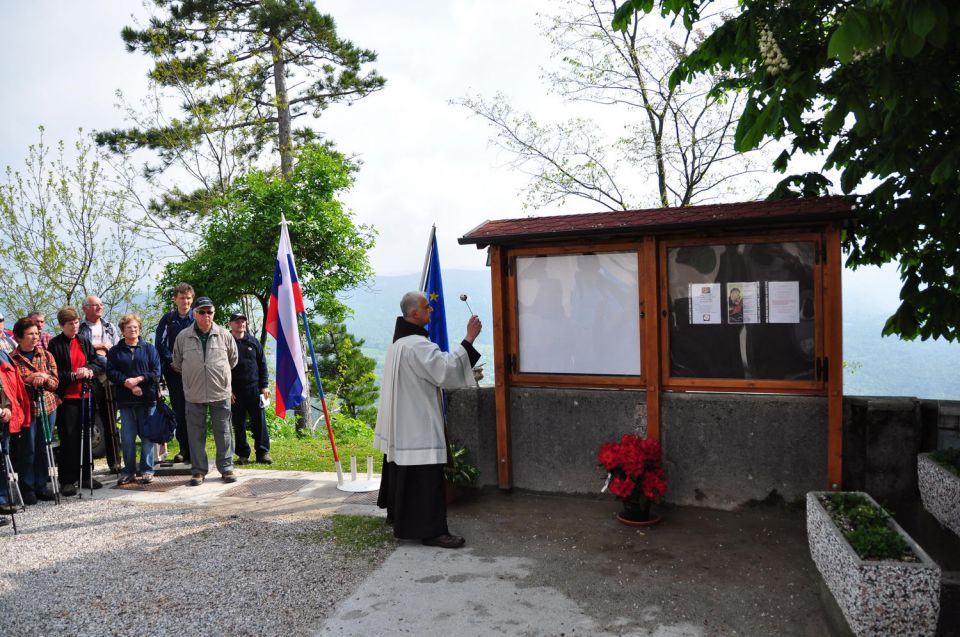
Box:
[419,224,435,292]
[300,312,344,486]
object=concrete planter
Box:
[806,491,940,636]
[918,453,960,537]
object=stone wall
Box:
[446,387,960,510]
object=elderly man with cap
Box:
[172,296,238,486]
[228,313,271,465]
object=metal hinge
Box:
[508,354,516,374]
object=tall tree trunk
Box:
[272,33,311,430]
[272,36,294,177]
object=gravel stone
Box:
[0,498,389,636]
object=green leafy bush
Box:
[444,443,479,486]
[819,493,910,561]
[930,448,960,476]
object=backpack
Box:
[142,397,178,443]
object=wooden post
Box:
[641,236,661,441]
[489,246,513,489]
[823,228,844,489]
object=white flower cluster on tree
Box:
[851,45,883,62]
[756,21,791,76]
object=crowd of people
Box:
[0,283,273,525]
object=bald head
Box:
[82,295,104,322]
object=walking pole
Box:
[36,391,60,505]
[2,423,24,534]
[79,381,94,498]
[102,378,122,476]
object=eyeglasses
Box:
[196,309,214,315]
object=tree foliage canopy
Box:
[159,143,375,341]
[96,0,385,213]
[0,128,150,320]
[614,0,960,341]
[315,320,379,426]
[457,0,763,212]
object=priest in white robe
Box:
[375,291,481,548]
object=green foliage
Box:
[319,515,397,553]
[98,0,385,183]
[614,0,960,341]
[444,443,479,486]
[0,127,150,319]
[315,321,379,425]
[329,408,374,446]
[820,493,909,561]
[159,143,375,336]
[930,448,960,476]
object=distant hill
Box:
[341,269,960,400]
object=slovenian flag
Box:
[422,228,449,352]
[266,218,308,418]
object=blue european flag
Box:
[423,232,449,352]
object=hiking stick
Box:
[79,381,94,498]
[1,422,24,534]
[36,390,60,505]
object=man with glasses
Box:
[0,315,15,354]
[172,297,238,486]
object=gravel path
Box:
[0,498,390,636]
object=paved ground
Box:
[2,467,834,636]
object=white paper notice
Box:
[727,281,759,324]
[767,281,800,323]
[690,283,722,324]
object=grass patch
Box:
[930,448,960,476]
[165,426,381,473]
[319,514,396,552]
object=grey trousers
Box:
[185,398,234,475]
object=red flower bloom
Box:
[608,476,636,499]
[598,433,668,504]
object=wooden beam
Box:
[641,236,661,441]
[824,229,844,489]
[489,246,513,489]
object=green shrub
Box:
[930,448,960,476]
[819,493,909,561]
[444,443,479,486]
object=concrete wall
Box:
[660,393,827,510]
[445,387,960,511]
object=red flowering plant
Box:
[598,434,667,518]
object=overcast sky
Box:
[0,0,905,312]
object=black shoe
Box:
[61,484,78,497]
[37,490,56,501]
[421,534,465,549]
[221,471,237,484]
[256,453,273,465]
[0,517,8,526]
[117,474,135,486]
[81,478,103,490]
[21,492,38,505]
[189,474,204,487]
[173,453,185,463]
[109,465,122,473]
[0,503,17,515]
[235,457,250,465]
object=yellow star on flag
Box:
[429,291,439,301]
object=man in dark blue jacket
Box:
[154,283,195,463]
[228,313,271,464]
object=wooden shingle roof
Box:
[459,196,854,247]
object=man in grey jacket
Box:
[172,297,239,486]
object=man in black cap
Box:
[172,296,238,486]
[228,313,271,464]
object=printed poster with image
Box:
[689,283,721,325]
[726,282,759,324]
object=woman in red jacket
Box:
[0,348,30,517]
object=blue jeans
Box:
[14,411,55,497]
[119,405,157,476]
